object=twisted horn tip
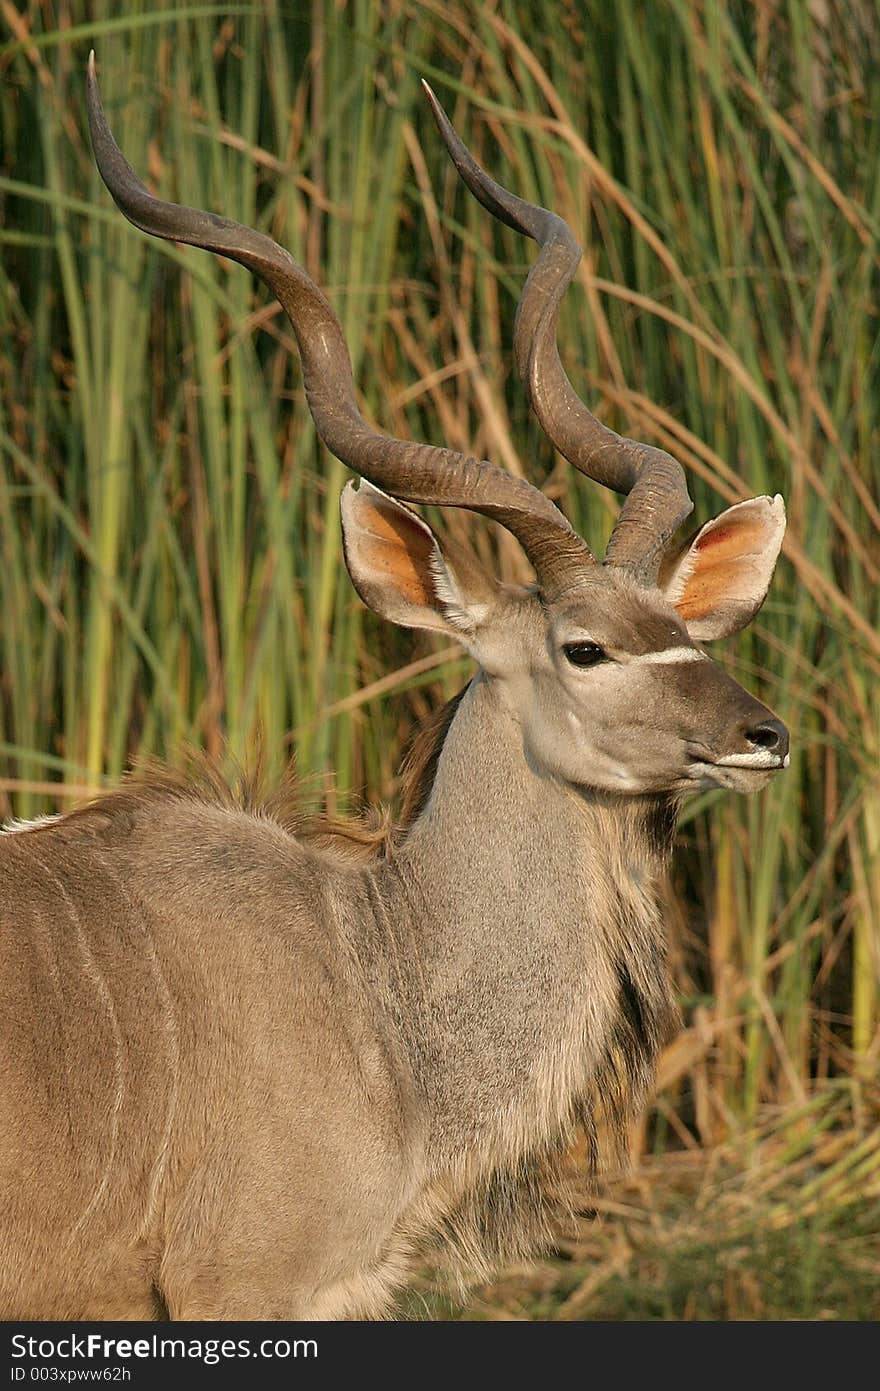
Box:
[421,80,456,146]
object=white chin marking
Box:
[715,751,784,770]
[686,759,781,792]
[608,769,642,792]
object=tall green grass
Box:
[1,0,878,1140]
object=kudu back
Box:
[0,63,789,1320]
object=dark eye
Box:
[564,641,607,668]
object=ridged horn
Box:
[87,55,596,596]
[423,81,693,584]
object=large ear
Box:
[340,480,498,637]
[660,495,785,640]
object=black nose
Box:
[745,717,789,759]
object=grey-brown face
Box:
[339,482,789,800]
[493,573,788,797]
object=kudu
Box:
[0,60,789,1320]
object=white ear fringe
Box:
[427,552,487,632]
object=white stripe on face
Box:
[622,647,707,666]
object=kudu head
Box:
[87,59,788,798]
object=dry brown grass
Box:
[406,1082,880,1320]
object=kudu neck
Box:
[380,674,678,1170]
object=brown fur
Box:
[1,685,680,1318]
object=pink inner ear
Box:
[358,535,433,605]
[695,518,766,557]
[664,495,785,638]
[679,521,767,618]
[675,560,746,620]
[353,494,438,606]
[695,523,735,550]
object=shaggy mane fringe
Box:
[54,686,469,858]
